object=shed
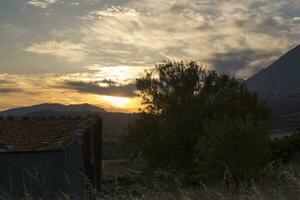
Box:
[0,115,102,199]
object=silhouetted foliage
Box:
[195,118,270,183]
[271,130,300,163]
[123,61,271,182]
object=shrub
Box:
[194,118,271,183]
[271,130,300,163]
[123,61,271,182]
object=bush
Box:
[123,61,271,181]
[271,130,300,163]
[195,118,271,183]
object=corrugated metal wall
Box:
[82,118,103,191]
[0,138,84,199]
[94,118,103,190]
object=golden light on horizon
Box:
[86,66,151,83]
[101,95,132,108]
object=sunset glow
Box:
[101,96,132,108]
[0,0,300,112]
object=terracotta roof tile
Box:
[0,118,87,153]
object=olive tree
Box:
[123,61,271,181]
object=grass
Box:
[1,163,300,199]
[99,163,300,200]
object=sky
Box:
[0,0,299,112]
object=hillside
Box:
[247,44,300,97]
[247,44,300,134]
[0,103,106,116]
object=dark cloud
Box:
[63,80,136,97]
[196,22,214,31]
[0,79,23,93]
[255,17,290,35]
[0,88,23,93]
[249,1,267,9]
[0,80,11,84]
[208,49,281,74]
[98,79,117,85]
[233,13,291,36]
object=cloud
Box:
[27,0,99,9]
[0,78,23,93]
[73,0,299,78]
[0,0,297,77]
[82,6,140,20]
[0,88,23,94]
[62,80,136,97]
[293,17,300,23]
[80,0,99,4]
[83,65,151,84]
[27,0,59,8]
[2,0,300,112]
[0,73,140,112]
[98,79,117,85]
[70,2,80,6]
[23,41,86,62]
[18,0,300,78]
[2,23,27,35]
[0,72,140,112]
[0,80,11,84]
[208,49,281,75]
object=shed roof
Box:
[0,115,100,153]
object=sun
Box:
[101,96,131,108]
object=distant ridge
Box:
[246,44,300,115]
[0,103,106,116]
[246,44,300,134]
[247,44,300,96]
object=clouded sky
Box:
[0,0,299,112]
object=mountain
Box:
[247,44,300,115]
[247,44,300,134]
[247,44,300,96]
[0,103,106,116]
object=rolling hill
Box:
[0,103,106,116]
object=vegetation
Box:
[123,61,271,183]
[2,61,300,199]
[4,165,300,200]
[195,118,270,183]
[99,164,300,200]
[271,130,300,163]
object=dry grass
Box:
[1,164,300,199]
[99,164,300,200]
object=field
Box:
[98,162,300,200]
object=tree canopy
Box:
[123,61,271,181]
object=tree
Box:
[123,61,271,180]
[195,118,270,183]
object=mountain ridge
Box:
[247,44,300,96]
[0,103,107,116]
[246,44,300,134]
